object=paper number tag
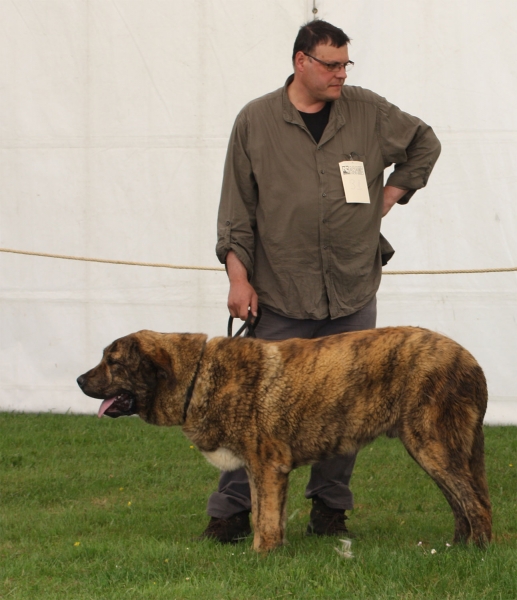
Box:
[338,161,370,204]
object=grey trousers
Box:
[207,296,377,518]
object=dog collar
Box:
[182,341,206,423]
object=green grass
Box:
[1,413,516,599]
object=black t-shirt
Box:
[299,102,331,143]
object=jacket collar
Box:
[281,75,347,145]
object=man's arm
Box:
[378,98,441,204]
[216,111,259,320]
[226,250,259,320]
[382,185,408,217]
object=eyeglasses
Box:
[303,52,354,73]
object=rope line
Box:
[1,247,516,275]
[0,247,224,272]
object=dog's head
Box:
[77,330,207,425]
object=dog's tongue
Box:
[98,397,117,418]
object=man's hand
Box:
[226,250,259,320]
[382,185,408,217]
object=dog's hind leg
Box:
[430,476,472,543]
[401,432,491,547]
[400,433,470,542]
[468,423,492,515]
[428,467,490,547]
[464,422,492,545]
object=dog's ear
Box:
[131,333,175,381]
[133,331,207,384]
[144,346,174,381]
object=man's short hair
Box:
[292,20,350,62]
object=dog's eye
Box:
[107,357,119,366]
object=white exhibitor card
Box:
[338,161,370,204]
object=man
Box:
[202,20,441,543]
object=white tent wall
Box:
[0,1,516,423]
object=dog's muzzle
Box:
[96,394,136,419]
[77,373,137,419]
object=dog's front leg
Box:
[246,459,290,553]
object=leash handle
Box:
[227,306,262,338]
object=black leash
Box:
[227,306,262,338]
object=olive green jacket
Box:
[216,77,441,319]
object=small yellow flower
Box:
[119,487,124,491]
[164,559,169,563]
[127,501,132,506]
[186,577,190,581]
[190,446,194,449]
[510,464,513,467]
[74,542,81,547]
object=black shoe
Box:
[306,497,349,537]
[197,511,252,544]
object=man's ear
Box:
[294,50,307,73]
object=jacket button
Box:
[322,193,327,197]
[320,170,325,174]
[225,221,230,226]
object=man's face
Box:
[296,43,349,102]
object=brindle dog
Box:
[77,326,492,552]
